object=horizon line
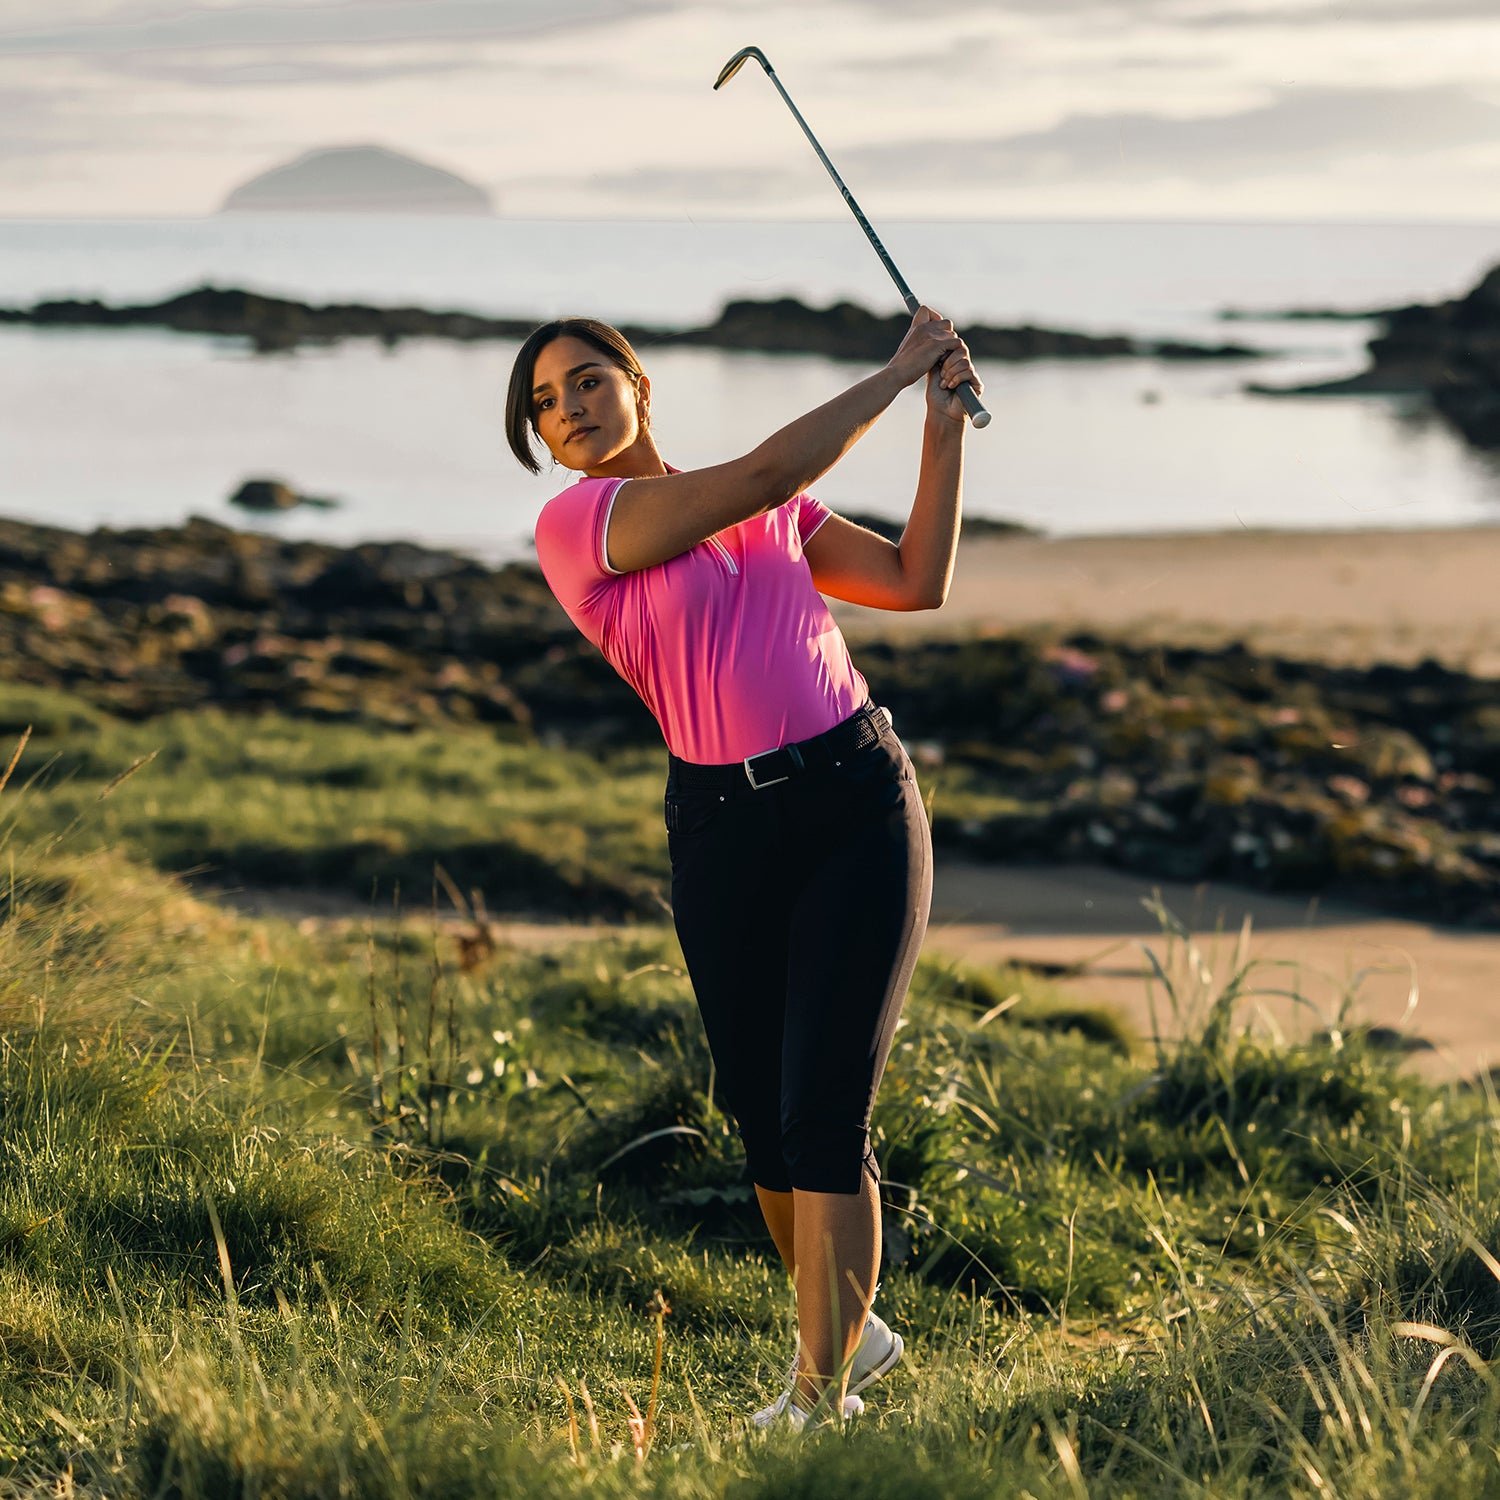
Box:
[4,211,1500,231]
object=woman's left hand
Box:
[926,337,981,427]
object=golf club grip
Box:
[957,379,991,429]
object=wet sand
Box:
[923,859,1496,1082]
[830,524,1500,675]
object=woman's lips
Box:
[565,426,597,446]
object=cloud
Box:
[0,70,236,181]
[843,85,1500,184]
[575,83,1500,208]
[844,0,1500,16]
[579,163,812,205]
[0,0,670,56]
[837,35,1004,76]
[837,0,1208,19]
[1183,0,1500,25]
[97,45,491,88]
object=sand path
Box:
[920,860,1497,1081]
[220,858,1499,1082]
[830,525,1500,674]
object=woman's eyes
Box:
[537,378,599,414]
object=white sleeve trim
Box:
[800,506,831,543]
[599,478,627,575]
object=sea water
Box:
[3,216,1499,560]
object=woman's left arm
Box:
[803,337,978,611]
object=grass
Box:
[1,698,1499,1497]
[0,681,1069,924]
[0,683,673,918]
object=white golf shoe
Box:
[847,1307,904,1395]
[751,1308,903,1428]
[751,1386,864,1431]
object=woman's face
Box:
[529,335,650,475]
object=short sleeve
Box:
[791,491,831,544]
[534,476,627,619]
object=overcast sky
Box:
[3,0,1500,219]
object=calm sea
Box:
[3,216,1500,561]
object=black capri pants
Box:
[664,701,933,1195]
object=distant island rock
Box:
[0,286,1262,363]
[1218,304,1401,323]
[220,145,492,215]
[1251,260,1500,450]
[671,298,1259,364]
[837,511,1038,543]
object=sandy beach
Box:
[844,523,1500,1078]
[394,853,1492,1084]
[922,859,1497,1081]
[830,524,1500,675]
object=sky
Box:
[3,0,1500,220]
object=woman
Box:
[508,307,977,1428]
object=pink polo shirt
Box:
[533,474,869,764]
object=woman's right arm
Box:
[604,308,962,574]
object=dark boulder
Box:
[230,478,300,511]
[1255,260,1500,450]
[230,477,337,511]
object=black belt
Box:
[669,702,893,793]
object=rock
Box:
[1218,303,1404,324]
[669,297,1259,364]
[837,510,1039,544]
[1252,260,1500,451]
[229,478,338,512]
[220,145,492,216]
[230,479,300,512]
[1,513,1498,926]
[0,287,1265,364]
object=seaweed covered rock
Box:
[1,515,1496,924]
[858,634,1500,926]
[0,514,616,733]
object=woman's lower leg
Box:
[791,1173,881,1411]
[755,1185,797,1274]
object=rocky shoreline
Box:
[1,514,1495,928]
[1254,260,1500,451]
[0,285,1262,363]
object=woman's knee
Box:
[781,1120,880,1195]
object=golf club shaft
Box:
[756,64,991,429]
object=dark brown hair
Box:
[505,318,646,474]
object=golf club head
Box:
[713,45,773,90]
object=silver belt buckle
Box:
[743,743,801,790]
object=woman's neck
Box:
[584,434,668,480]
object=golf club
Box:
[714,44,992,429]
